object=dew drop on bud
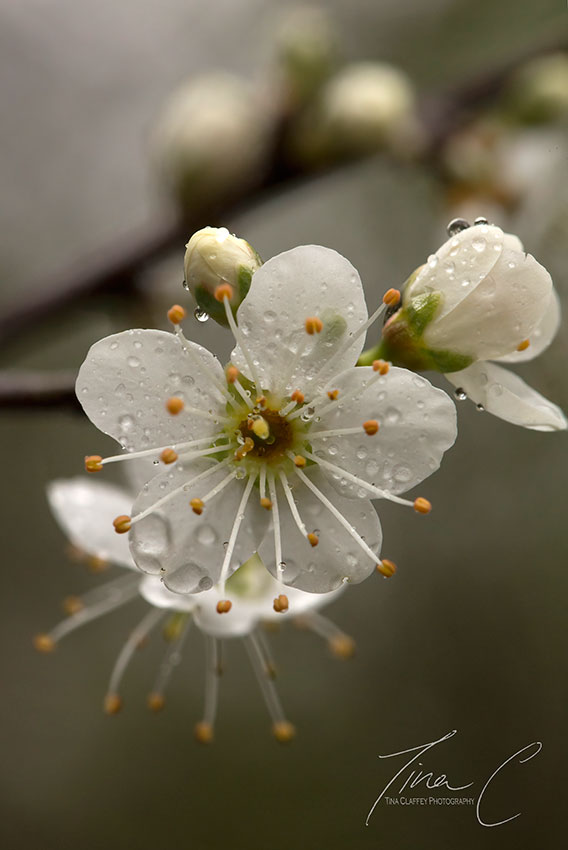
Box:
[454,387,467,401]
[194,307,209,323]
[446,218,470,237]
[474,217,489,226]
[476,403,485,412]
[182,279,189,291]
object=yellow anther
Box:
[190,498,204,515]
[113,515,131,534]
[216,600,232,614]
[167,304,186,324]
[293,455,306,468]
[363,419,379,435]
[377,558,397,578]
[84,455,103,473]
[517,339,530,351]
[251,416,270,440]
[329,634,356,659]
[226,365,239,384]
[235,437,254,460]
[147,693,165,713]
[33,634,55,653]
[62,595,83,615]
[194,721,214,744]
[166,396,184,415]
[272,721,296,743]
[214,283,234,302]
[87,555,109,573]
[383,288,401,307]
[372,359,390,375]
[260,497,273,510]
[273,594,289,613]
[104,693,122,715]
[327,389,339,400]
[414,497,432,515]
[305,316,323,335]
[291,389,305,404]
[160,448,178,465]
[307,533,319,547]
[256,395,266,407]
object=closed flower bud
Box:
[274,5,338,105]
[504,53,568,125]
[183,227,262,326]
[152,73,269,212]
[381,223,553,372]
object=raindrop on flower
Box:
[454,387,467,401]
[446,218,470,237]
[194,307,209,322]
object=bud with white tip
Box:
[184,227,262,326]
[504,52,568,124]
[274,5,339,105]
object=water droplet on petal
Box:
[454,388,467,401]
[194,307,209,323]
[447,218,470,237]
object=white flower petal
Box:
[76,329,226,451]
[139,575,197,612]
[231,246,368,396]
[407,224,505,319]
[193,595,258,638]
[314,366,457,496]
[259,470,381,592]
[424,248,552,360]
[129,459,269,591]
[446,361,567,431]
[495,289,561,364]
[47,478,136,569]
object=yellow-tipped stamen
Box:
[174,324,241,410]
[256,395,266,407]
[87,555,109,573]
[267,472,283,581]
[113,515,131,534]
[62,596,84,615]
[166,396,184,415]
[216,600,232,614]
[226,365,239,384]
[293,455,306,468]
[329,634,356,659]
[234,436,255,460]
[194,721,214,744]
[147,693,166,712]
[305,316,323,335]
[273,594,289,613]
[167,304,186,324]
[84,455,103,473]
[291,389,304,404]
[372,359,390,375]
[363,419,379,436]
[383,288,401,307]
[160,448,178,465]
[33,634,55,653]
[190,498,204,515]
[260,497,273,510]
[307,533,319,547]
[200,470,238,506]
[218,475,257,593]
[272,721,296,743]
[104,693,122,715]
[214,283,234,302]
[377,558,397,577]
[517,339,530,351]
[414,497,432,515]
[327,389,339,400]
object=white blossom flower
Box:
[76,244,457,601]
[379,222,566,431]
[36,477,354,742]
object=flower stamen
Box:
[377,558,397,577]
[273,594,289,613]
[305,316,323,335]
[167,304,186,324]
[217,474,256,592]
[166,397,184,415]
[244,632,294,741]
[104,608,164,715]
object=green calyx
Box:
[194,263,256,328]
[359,291,474,374]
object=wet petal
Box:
[139,576,197,612]
[76,329,227,451]
[446,361,567,431]
[496,289,561,364]
[231,246,368,397]
[47,478,136,569]
[314,366,457,496]
[260,470,381,592]
[129,458,269,591]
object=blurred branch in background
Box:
[0,19,566,411]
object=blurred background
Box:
[1,1,567,848]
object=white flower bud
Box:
[505,53,568,124]
[274,5,338,104]
[152,74,269,211]
[183,227,262,326]
[382,223,553,371]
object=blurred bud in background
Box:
[184,226,262,326]
[289,61,421,167]
[152,73,271,214]
[503,52,568,125]
[274,4,339,108]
